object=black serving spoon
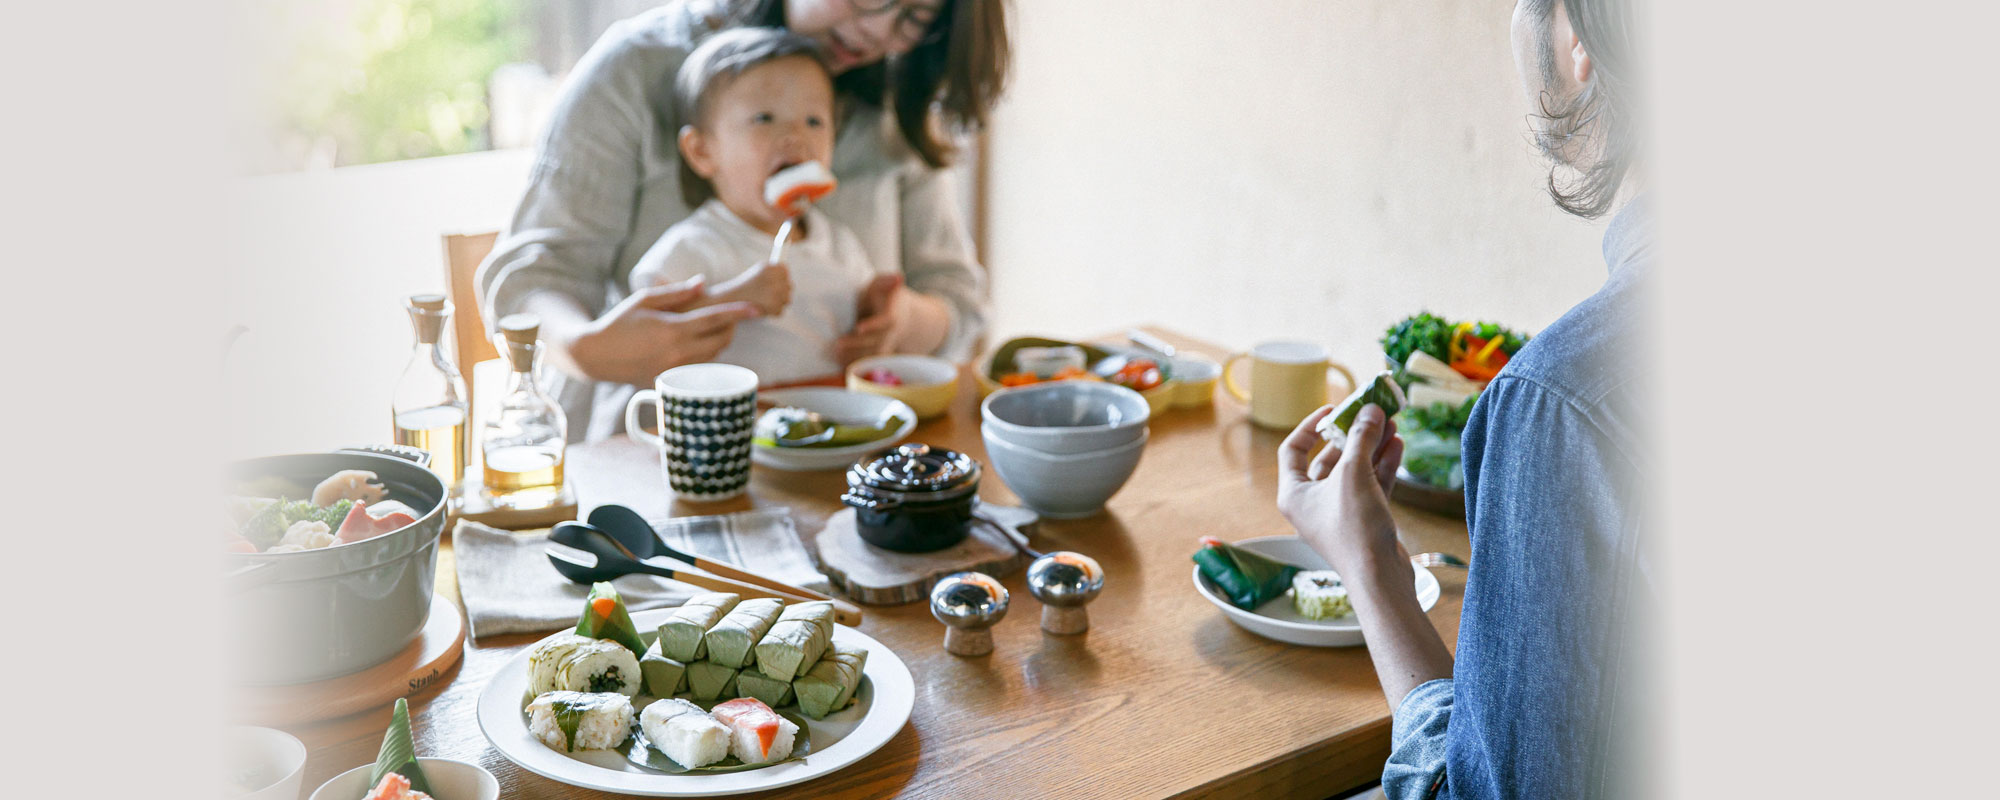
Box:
[548,519,862,625]
[586,505,863,623]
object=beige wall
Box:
[983,0,1610,375]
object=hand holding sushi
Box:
[1277,403,1406,590]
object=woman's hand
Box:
[562,277,761,386]
[1277,403,1409,586]
[703,260,793,317]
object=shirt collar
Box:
[1601,193,1656,275]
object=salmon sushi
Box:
[709,697,798,764]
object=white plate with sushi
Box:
[1193,535,1440,647]
[477,607,914,797]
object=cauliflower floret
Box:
[278,520,336,550]
[312,470,387,507]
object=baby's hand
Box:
[706,260,792,317]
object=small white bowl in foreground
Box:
[310,757,499,800]
[226,726,307,800]
[1192,535,1440,647]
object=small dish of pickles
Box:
[751,388,917,472]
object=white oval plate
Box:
[478,607,915,797]
[752,388,917,472]
[1192,535,1440,647]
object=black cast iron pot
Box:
[841,443,980,553]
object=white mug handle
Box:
[625,389,665,449]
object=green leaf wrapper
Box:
[575,582,648,658]
[640,641,689,697]
[1324,371,1406,439]
[1193,541,1301,611]
[657,592,739,662]
[793,642,868,720]
[365,698,431,797]
[685,661,741,701]
[734,671,796,707]
[754,601,833,680]
[702,598,783,669]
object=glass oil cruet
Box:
[481,313,567,509]
[392,294,471,490]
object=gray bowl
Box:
[981,381,1149,455]
[982,427,1148,518]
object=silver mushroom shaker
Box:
[930,571,1009,656]
[1026,551,1105,635]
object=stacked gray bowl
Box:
[980,382,1150,518]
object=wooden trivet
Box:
[231,593,466,726]
[453,478,580,530]
[814,504,1038,606]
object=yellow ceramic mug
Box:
[1222,341,1358,429]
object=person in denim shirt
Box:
[1276,0,1650,797]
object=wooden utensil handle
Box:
[693,556,866,625]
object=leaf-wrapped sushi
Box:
[527,634,594,695]
[793,642,868,720]
[685,660,741,702]
[640,641,689,697]
[656,592,739,662]
[1291,570,1354,620]
[1192,537,1299,611]
[526,691,635,752]
[735,671,796,708]
[754,600,833,680]
[574,581,648,658]
[702,597,783,669]
[1316,370,1407,447]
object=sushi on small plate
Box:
[709,697,799,764]
[640,698,731,769]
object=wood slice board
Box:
[232,593,466,726]
[453,478,580,530]
[814,504,1038,605]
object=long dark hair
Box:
[713,0,1010,168]
[1526,0,1642,219]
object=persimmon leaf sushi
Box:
[754,600,834,680]
[1192,537,1300,611]
[735,671,796,708]
[710,697,799,764]
[1291,570,1354,620]
[640,698,731,768]
[686,660,742,702]
[527,691,635,752]
[703,598,783,669]
[658,592,739,662]
[794,642,868,720]
[1316,371,1407,447]
[553,638,644,696]
[640,641,689,697]
[574,582,648,658]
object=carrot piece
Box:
[591,596,616,619]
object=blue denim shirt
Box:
[1383,198,1654,799]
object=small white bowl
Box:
[310,757,499,800]
[982,426,1147,518]
[225,726,306,800]
[981,381,1150,455]
[1192,535,1441,647]
[753,388,919,471]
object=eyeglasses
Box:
[845,0,947,47]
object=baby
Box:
[628,27,900,386]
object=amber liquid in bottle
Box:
[393,295,471,490]
[481,313,567,509]
[394,405,469,488]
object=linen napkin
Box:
[453,507,829,641]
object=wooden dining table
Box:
[278,328,1472,799]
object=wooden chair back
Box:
[441,231,501,408]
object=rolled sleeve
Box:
[895,160,989,360]
[1384,678,1454,799]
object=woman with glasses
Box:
[476,0,1009,441]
